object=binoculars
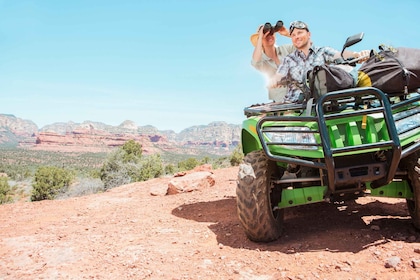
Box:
[262,20,284,35]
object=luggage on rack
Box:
[307,64,356,100]
[358,46,420,94]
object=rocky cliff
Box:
[0,114,240,155]
[0,114,38,146]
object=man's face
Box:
[290,29,310,50]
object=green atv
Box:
[236,34,420,242]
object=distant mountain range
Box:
[0,114,241,156]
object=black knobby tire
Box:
[404,153,420,229]
[236,150,284,242]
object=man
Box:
[271,21,368,103]
[250,22,295,102]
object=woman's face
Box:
[262,33,276,48]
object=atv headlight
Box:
[264,126,318,150]
[394,108,420,136]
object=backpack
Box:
[306,64,356,100]
[358,46,420,94]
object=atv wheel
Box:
[236,150,284,242]
[404,153,420,229]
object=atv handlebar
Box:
[334,54,370,66]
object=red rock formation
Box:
[33,130,169,154]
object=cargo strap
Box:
[306,98,314,116]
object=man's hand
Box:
[277,26,291,37]
[268,78,280,89]
[356,50,370,63]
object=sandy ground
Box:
[1,166,420,279]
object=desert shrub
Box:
[121,139,142,163]
[100,149,131,190]
[100,141,164,190]
[177,157,200,171]
[164,163,175,175]
[31,166,75,201]
[0,177,13,204]
[212,156,230,169]
[168,154,235,173]
[0,164,32,181]
[87,169,101,179]
[56,178,104,199]
[229,145,244,166]
[134,154,164,181]
[0,148,106,181]
[201,156,211,164]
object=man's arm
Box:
[277,26,291,38]
[334,49,370,63]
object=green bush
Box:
[229,145,244,166]
[100,149,131,190]
[177,157,200,171]
[121,139,142,163]
[201,156,211,164]
[164,163,175,175]
[31,166,75,201]
[135,154,163,181]
[0,164,32,181]
[100,140,164,190]
[0,177,13,204]
[212,156,230,169]
[0,147,106,181]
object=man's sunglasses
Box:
[289,21,309,34]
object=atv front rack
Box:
[254,87,420,191]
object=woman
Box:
[250,23,295,102]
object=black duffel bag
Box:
[358,46,420,94]
[307,64,356,100]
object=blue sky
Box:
[0,0,419,132]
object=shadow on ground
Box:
[172,197,419,253]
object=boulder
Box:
[167,171,215,195]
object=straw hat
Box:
[250,33,259,47]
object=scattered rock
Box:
[174,171,187,177]
[149,184,168,196]
[385,256,401,268]
[411,259,420,268]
